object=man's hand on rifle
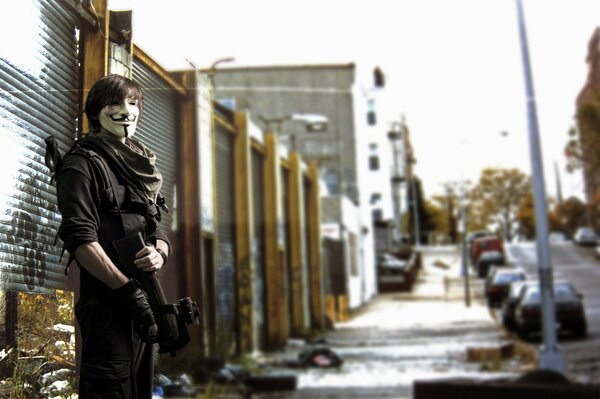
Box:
[113,279,158,340]
[134,244,167,272]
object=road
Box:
[506,240,600,383]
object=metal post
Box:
[459,189,471,307]
[411,175,421,246]
[515,0,565,373]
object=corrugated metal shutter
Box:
[0,1,80,293]
[131,60,177,235]
[215,126,236,339]
[251,150,266,349]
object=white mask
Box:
[98,96,140,138]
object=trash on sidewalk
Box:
[294,345,343,368]
[433,260,451,270]
[466,343,514,363]
[153,373,197,398]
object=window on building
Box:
[370,193,381,204]
[368,143,379,170]
[369,155,380,170]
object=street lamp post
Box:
[458,184,471,307]
[515,0,565,373]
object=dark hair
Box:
[84,74,144,132]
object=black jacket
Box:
[56,135,170,306]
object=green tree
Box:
[552,196,588,238]
[422,198,448,239]
[432,183,460,244]
[516,192,559,239]
[516,191,535,239]
[470,168,531,242]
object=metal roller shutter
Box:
[0,1,80,293]
[251,150,266,349]
[131,60,177,235]
[215,126,236,339]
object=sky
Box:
[110,0,600,200]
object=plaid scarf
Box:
[94,131,163,201]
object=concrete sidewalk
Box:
[247,245,533,399]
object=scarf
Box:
[94,131,163,201]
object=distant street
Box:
[249,246,527,399]
[506,240,600,383]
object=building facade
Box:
[576,27,600,229]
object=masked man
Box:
[56,74,170,398]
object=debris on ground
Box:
[295,345,343,368]
[433,260,451,269]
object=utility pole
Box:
[458,184,471,307]
[515,0,565,373]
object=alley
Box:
[233,246,531,399]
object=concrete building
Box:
[213,64,383,308]
[212,63,417,309]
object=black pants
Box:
[76,303,154,399]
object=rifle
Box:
[113,232,200,357]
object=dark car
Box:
[514,281,587,339]
[501,280,536,330]
[485,268,526,308]
[377,253,408,274]
[476,250,505,278]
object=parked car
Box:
[548,231,567,243]
[471,235,504,268]
[485,267,526,308]
[377,253,408,275]
[501,280,536,330]
[514,281,587,339]
[466,231,491,252]
[476,250,505,278]
[573,227,598,246]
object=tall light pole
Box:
[515,0,565,373]
[456,182,471,307]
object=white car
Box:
[549,231,567,243]
[574,227,598,246]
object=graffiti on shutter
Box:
[0,1,79,293]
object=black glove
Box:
[113,279,157,342]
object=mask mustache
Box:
[110,115,136,122]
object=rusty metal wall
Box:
[215,124,237,344]
[0,1,80,293]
